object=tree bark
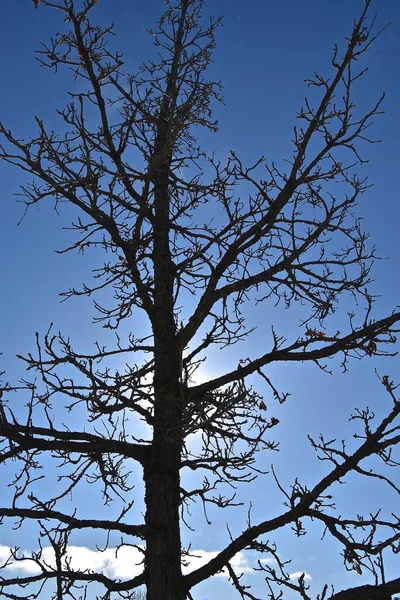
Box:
[144,177,184,598]
[145,220,184,598]
[144,410,183,600]
[144,62,184,596]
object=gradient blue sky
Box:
[0,1,400,598]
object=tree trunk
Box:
[144,282,184,599]
[144,410,183,600]
[145,101,184,597]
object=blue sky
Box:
[0,0,400,598]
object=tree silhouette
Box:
[0,1,399,599]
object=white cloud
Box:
[0,546,11,562]
[0,545,254,580]
[289,571,312,582]
[0,545,144,579]
[229,552,254,575]
[182,549,253,577]
[182,549,218,574]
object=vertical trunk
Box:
[145,102,184,600]
[145,213,184,599]
[144,414,183,599]
[144,400,183,600]
[144,7,189,597]
[145,173,184,598]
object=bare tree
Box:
[0,1,399,599]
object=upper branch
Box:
[188,312,400,396]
